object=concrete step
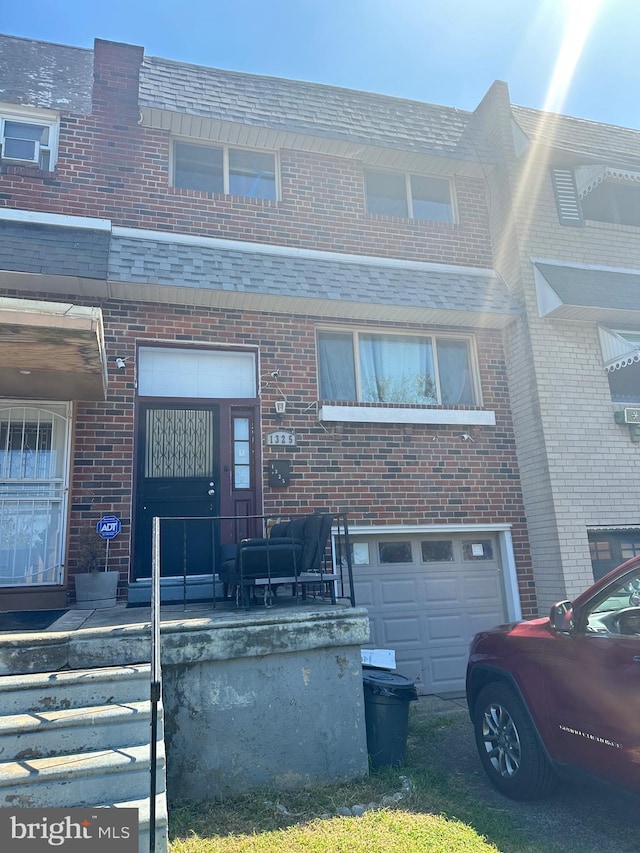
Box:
[0,743,165,808]
[104,795,168,853]
[0,664,151,714]
[0,700,161,761]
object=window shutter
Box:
[551,168,583,226]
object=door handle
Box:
[208,488,215,496]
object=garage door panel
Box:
[353,579,376,606]
[466,608,506,636]
[394,656,425,688]
[379,578,419,605]
[462,573,503,605]
[380,615,422,645]
[424,612,467,642]
[429,646,470,692]
[422,576,461,605]
[353,532,508,694]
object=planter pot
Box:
[74,571,120,609]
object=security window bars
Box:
[145,408,215,479]
[0,404,70,586]
[174,141,277,200]
[364,169,453,222]
[317,330,476,405]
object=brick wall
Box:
[0,43,493,268]
[55,297,536,614]
[481,102,640,609]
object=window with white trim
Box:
[0,112,58,170]
[173,140,277,200]
[364,169,453,222]
[317,329,477,405]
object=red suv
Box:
[466,555,640,799]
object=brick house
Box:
[469,83,640,613]
[0,34,533,693]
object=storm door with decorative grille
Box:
[0,403,71,588]
[134,404,221,579]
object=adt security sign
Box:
[97,515,121,539]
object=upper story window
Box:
[364,169,453,222]
[0,112,58,171]
[602,329,640,404]
[317,329,477,405]
[581,180,640,227]
[173,141,277,200]
[552,166,640,228]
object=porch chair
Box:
[219,513,333,606]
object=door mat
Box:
[0,609,68,632]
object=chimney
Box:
[92,38,144,123]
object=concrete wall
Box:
[160,606,370,798]
[0,605,371,798]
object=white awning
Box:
[598,326,640,372]
[0,297,107,400]
[575,165,640,198]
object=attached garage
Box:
[351,525,521,695]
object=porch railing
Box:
[147,511,355,609]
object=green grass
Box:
[167,707,549,853]
[169,809,500,852]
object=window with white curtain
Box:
[317,330,476,405]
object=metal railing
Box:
[147,511,355,610]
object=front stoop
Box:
[0,663,167,853]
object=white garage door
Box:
[353,532,507,695]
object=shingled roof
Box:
[139,56,481,160]
[0,34,93,113]
[512,104,640,167]
[108,234,520,326]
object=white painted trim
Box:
[0,209,496,279]
[112,226,496,277]
[346,522,521,622]
[534,264,563,317]
[0,208,112,231]
[498,528,522,621]
[319,404,496,425]
[347,523,513,535]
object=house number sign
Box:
[266,430,297,447]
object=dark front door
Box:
[134,404,221,579]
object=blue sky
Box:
[3,0,639,128]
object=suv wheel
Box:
[473,682,557,800]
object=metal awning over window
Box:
[598,327,640,373]
[575,165,640,198]
[0,297,107,400]
[534,262,640,324]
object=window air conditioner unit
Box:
[623,407,640,424]
[1,137,40,165]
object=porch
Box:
[0,596,371,800]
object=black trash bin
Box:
[362,668,418,768]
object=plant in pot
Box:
[74,526,120,609]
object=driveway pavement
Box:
[409,694,637,853]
